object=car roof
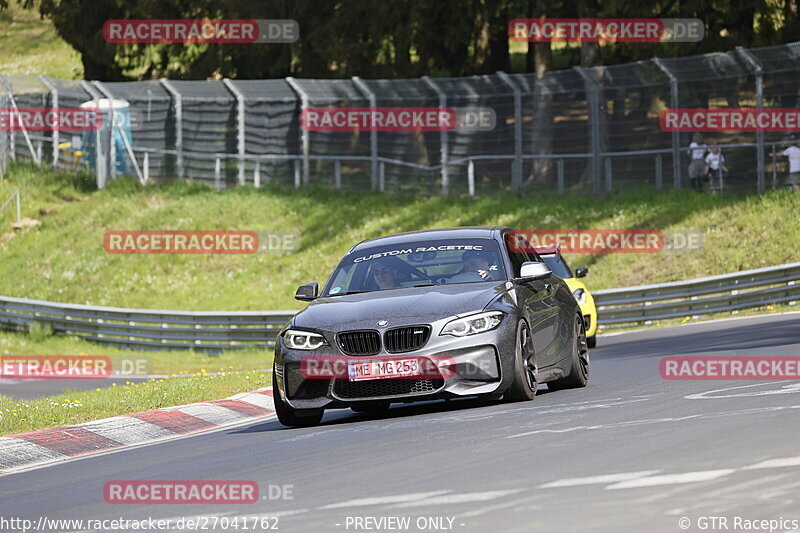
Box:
[349,226,507,254]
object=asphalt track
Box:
[0,377,151,400]
[1,313,799,533]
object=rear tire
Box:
[548,315,590,391]
[505,320,537,402]
[273,369,324,427]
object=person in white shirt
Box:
[770,134,800,192]
[704,142,727,192]
[687,133,708,192]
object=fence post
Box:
[254,160,261,187]
[80,81,106,187]
[286,77,310,187]
[422,76,449,196]
[655,154,663,189]
[159,79,184,180]
[334,160,342,189]
[214,157,221,188]
[497,71,523,193]
[144,152,149,184]
[352,76,379,191]
[557,159,564,194]
[737,46,766,194]
[604,157,612,192]
[771,144,777,189]
[92,81,117,181]
[652,58,681,190]
[223,79,247,186]
[574,67,601,196]
[39,76,59,168]
[467,159,475,196]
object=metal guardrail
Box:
[0,262,798,350]
[594,262,800,326]
[0,295,295,352]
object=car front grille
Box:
[333,378,444,400]
[384,325,431,353]
[337,330,381,355]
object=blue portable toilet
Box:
[79,98,133,177]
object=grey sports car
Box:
[273,226,589,427]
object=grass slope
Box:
[1,163,798,312]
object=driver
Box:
[461,250,497,280]
[371,258,400,290]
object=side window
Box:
[505,232,536,277]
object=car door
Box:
[503,233,563,369]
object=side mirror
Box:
[519,261,551,280]
[575,267,589,278]
[295,282,319,301]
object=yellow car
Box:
[537,246,598,347]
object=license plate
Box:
[347,358,421,381]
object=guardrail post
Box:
[214,157,221,189]
[574,67,601,196]
[39,76,59,167]
[223,79,247,186]
[422,76,449,196]
[159,79,184,180]
[653,58,681,190]
[497,71,523,193]
[352,76,379,191]
[254,160,261,187]
[737,47,766,194]
[144,152,150,183]
[286,78,310,187]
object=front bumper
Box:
[275,318,516,410]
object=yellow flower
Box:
[95,388,102,392]
[126,390,132,394]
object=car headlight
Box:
[441,311,504,337]
[573,289,587,305]
[284,329,328,350]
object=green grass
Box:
[0,1,82,79]
[1,162,798,312]
[0,369,272,436]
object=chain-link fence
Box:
[2,41,800,194]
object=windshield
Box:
[540,253,573,279]
[323,239,507,296]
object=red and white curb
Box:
[0,388,276,474]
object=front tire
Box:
[506,320,537,402]
[273,369,324,427]
[548,315,590,391]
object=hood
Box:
[293,282,508,330]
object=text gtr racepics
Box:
[273,227,589,427]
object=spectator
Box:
[770,134,800,192]
[688,133,707,192]
[704,142,728,192]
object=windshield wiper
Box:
[406,283,436,288]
